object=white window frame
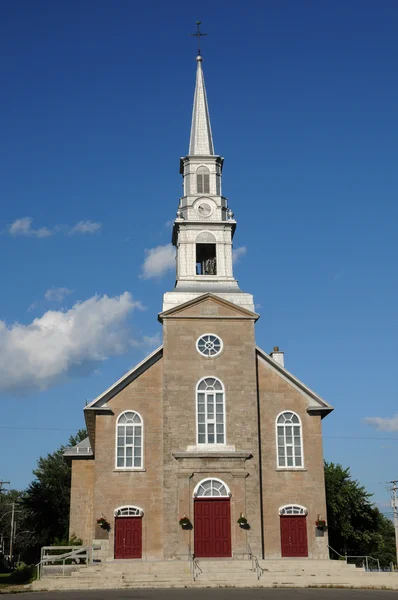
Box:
[115,410,144,471]
[279,504,308,516]
[196,333,223,358]
[114,505,144,517]
[196,377,226,447]
[275,411,304,469]
[193,477,231,498]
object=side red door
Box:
[280,516,308,557]
[114,517,142,559]
[194,499,231,558]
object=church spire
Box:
[189,56,214,156]
[162,39,254,313]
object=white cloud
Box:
[44,287,74,303]
[141,244,175,279]
[7,217,102,238]
[131,333,162,350]
[233,246,247,264]
[69,220,102,235]
[0,292,145,394]
[363,415,398,432]
[8,217,52,238]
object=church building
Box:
[65,51,333,563]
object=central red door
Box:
[194,499,231,558]
[280,516,308,557]
[114,517,142,559]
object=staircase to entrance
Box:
[31,556,398,591]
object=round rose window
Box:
[196,334,223,358]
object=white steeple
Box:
[189,56,214,156]
[162,54,254,313]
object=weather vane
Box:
[189,21,207,56]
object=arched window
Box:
[197,377,225,445]
[116,411,143,469]
[194,478,230,497]
[276,411,303,468]
[279,505,307,516]
[114,505,144,517]
[197,166,210,194]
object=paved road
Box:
[1,590,396,600]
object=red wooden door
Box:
[194,499,231,558]
[280,516,308,557]
[114,517,142,559]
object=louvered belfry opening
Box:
[197,171,210,194]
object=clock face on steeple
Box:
[197,202,212,217]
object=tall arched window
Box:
[116,411,143,469]
[276,411,303,468]
[197,377,225,445]
[197,166,210,194]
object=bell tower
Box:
[162,54,254,312]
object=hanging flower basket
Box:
[237,514,250,529]
[179,515,193,530]
[97,516,110,530]
[315,519,327,530]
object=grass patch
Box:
[0,564,35,588]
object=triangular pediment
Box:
[158,293,259,322]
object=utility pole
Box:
[9,502,16,564]
[388,480,398,567]
[0,481,10,495]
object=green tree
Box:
[21,429,87,557]
[325,461,395,567]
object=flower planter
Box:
[179,516,193,530]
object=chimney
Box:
[270,346,284,368]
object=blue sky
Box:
[1,0,397,515]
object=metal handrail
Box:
[327,545,381,572]
[188,544,194,579]
[187,544,202,581]
[36,545,92,580]
[346,555,381,572]
[247,543,264,580]
[327,545,347,561]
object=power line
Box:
[0,425,397,441]
[0,426,81,431]
[324,436,398,441]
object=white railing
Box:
[36,545,93,580]
[327,545,381,572]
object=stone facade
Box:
[68,295,332,561]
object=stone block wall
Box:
[91,358,164,561]
[257,355,329,559]
[69,459,95,544]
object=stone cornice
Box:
[172,451,252,460]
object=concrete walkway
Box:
[1,588,398,599]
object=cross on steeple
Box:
[189,21,207,55]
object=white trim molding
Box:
[196,376,226,447]
[115,410,144,471]
[114,505,144,517]
[196,333,223,358]
[275,410,304,469]
[193,477,232,498]
[279,504,308,516]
